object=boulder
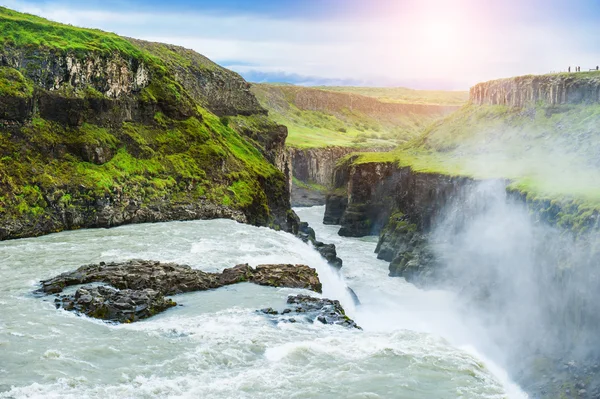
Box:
[56,285,176,323]
[260,294,360,329]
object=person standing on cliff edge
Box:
[569,66,571,72]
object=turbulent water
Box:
[0,206,526,398]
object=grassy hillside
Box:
[345,102,600,230]
[0,7,292,238]
[0,6,152,58]
[316,86,469,105]
[252,84,461,149]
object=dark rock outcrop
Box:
[297,222,343,268]
[323,192,348,225]
[289,146,390,207]
[324,158,489,281]
[260,294,360,329]
[40,260,322,322]
[55,285,176,323]
[291,186,327,207]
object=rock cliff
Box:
[324,159,477,238]
[288,146,388,206]
[326,158,598,280]
[0,7,297,240]
[322,72,600,398]
[470,72,600,107]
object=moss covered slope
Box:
[251,83,461,149]
[0,7,294,239]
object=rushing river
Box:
[0,206,526,398]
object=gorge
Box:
[2,5,600,399]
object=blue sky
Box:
[3,0,600,89]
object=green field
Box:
[251,84,461,149]
[316,86,469,105]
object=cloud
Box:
[3,0,599,89]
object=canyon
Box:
[315,72,600,398]
[3,5,600,398]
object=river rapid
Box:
[0,206,526,398]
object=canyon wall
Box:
[470,73,600,107]
[325,159,599,280]
[288,146,390,207]
[0,10,298,240]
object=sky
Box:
[2,0,600,90]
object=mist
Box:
[425,179,600,393]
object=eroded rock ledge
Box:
[39,260,322,323]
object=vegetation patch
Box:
[0,66,33,97]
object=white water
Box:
[0,206,525,398]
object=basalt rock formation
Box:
[260,294,360,329]
[40,260,322,322]
[288,146,389,207]
[324,158,479,282]
[0,7,298,240]
[470,73,600,107]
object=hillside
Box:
[0,7,296,239]
[341,72,600,231]
[315,86,469,105]
[251,83,461,149]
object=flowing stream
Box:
[0,206,526,398]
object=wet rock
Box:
[296,221,343,268]
[251,264,322,293]
[298,221,317,241]
[40,260,220,295]
[313,241,343,269]
[323,193,348,225]
[260,294,360,329]
[40,260,322,322]
[56,285,176,323]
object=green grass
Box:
[251,84,454,149]
[0,6,150,60]
[348,103,600,192]
[0,66,33,97]
[1,112,286,221]
[315,86,469,105]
